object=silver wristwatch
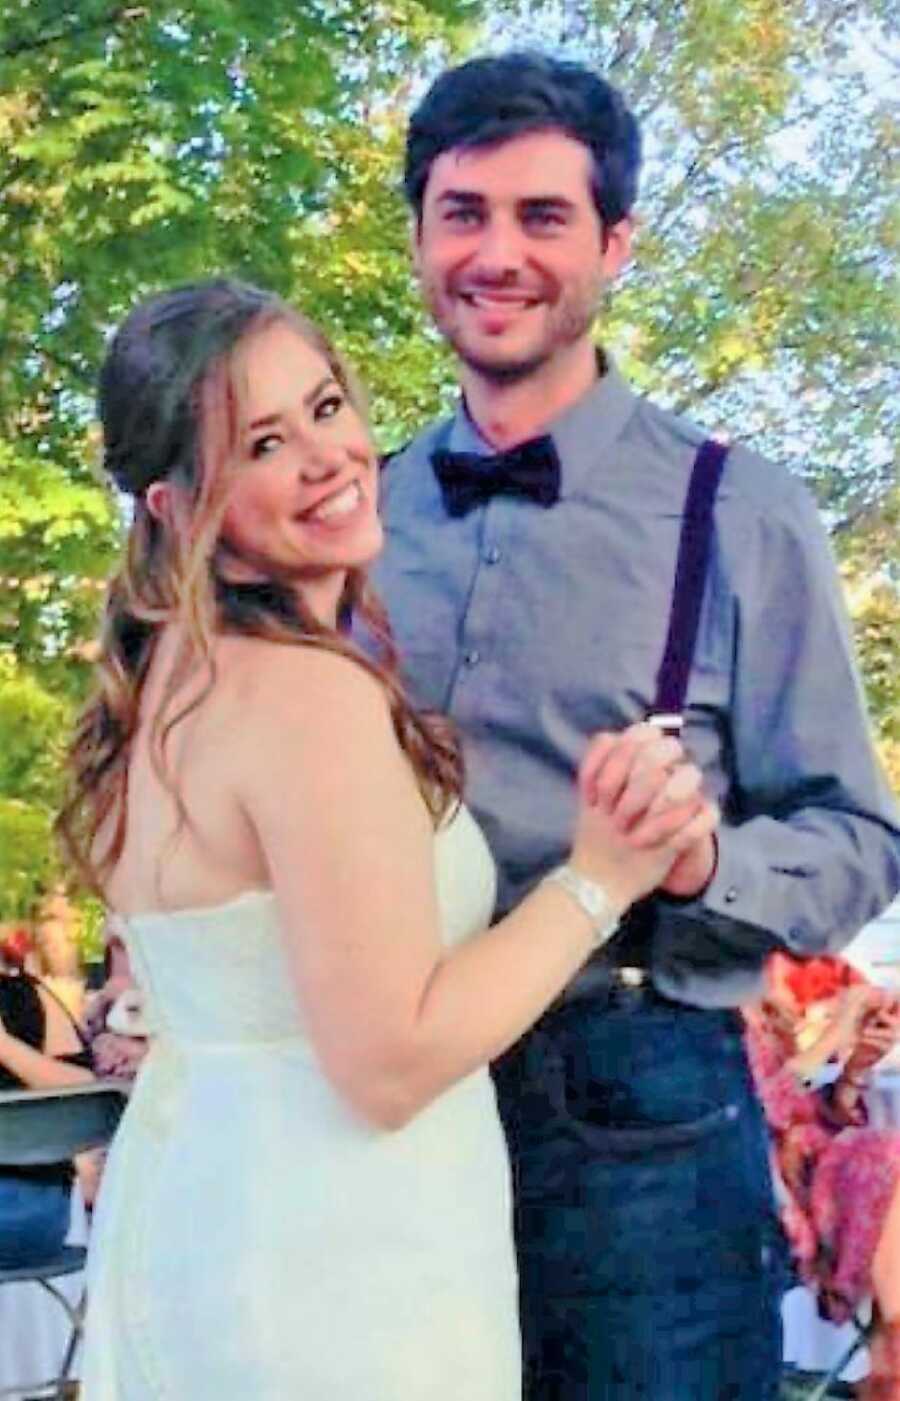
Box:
[542,864,621,950]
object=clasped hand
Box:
[571,722,719,911]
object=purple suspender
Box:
[560,437,729,991]
[647,438,729,735]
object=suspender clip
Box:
[647,712,684,738]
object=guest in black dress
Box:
[0,927,94,1266]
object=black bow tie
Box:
[431,436,561,518]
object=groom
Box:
[371,51,900,1398]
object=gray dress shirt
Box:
[371,359,900,1007]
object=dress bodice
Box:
[122,802,496,1048]
[82,802,520,1401]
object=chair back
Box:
[0,1082,126,1166]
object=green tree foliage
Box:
[0,436,116,698]
[2,0,895,610]
[0,799,57,920]
[0,0,474,684]
[489,0,899,519]
[836,483,900,790]
[0,654,70,916]
[0,0,476,905]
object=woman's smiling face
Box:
[219,319,383,624]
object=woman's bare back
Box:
[104,630,277,916]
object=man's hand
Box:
[659,835,718,899]
[575,725,718,910]
[579,725,720,901]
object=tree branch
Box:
[871,43,900,77]
[650,85,851,238]
[605,0,647,69]
[0,7,147,62]
[670,376,729,417]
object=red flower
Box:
[771,951,866,1012]
[0,924,34,969]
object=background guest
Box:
[32,886,86,1024]
[745,952,900,1398]
[0,927,94,1267]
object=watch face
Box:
[573,871,610,916]
[585,892,604,920]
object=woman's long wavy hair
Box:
[57,279,462,899]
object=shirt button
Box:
[464,649,481,667]
[484,546,501,565]
[724,887,739,904]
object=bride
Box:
[59,277,717,1399]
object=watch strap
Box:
[542,864,621,950]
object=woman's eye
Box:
[315,393,345,421]
[250,433,282,459]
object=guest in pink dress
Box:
[744,952,900,1398]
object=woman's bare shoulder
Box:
[214,636,393,747]
[219,637,419,839]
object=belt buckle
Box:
[615,965,648,989]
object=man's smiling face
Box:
[413,128,630,383]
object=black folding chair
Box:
[0,1083,127,1401]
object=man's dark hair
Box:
[404,51,642,227]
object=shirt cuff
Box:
[656,826,783,956]
[713,831,828,955]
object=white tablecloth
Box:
[0,1187,86,1393]
[782,1287,870,1382]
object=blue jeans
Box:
[493,992,786,1399]
[0,1174,71,1268]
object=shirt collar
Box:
[446,351,639,495]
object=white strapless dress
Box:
[80,806,520,1400]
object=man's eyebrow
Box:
[519,196,577,211]
[247,376,337,431]
[435,190,576,211]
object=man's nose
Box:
[471,216,524,277]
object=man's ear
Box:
[145,480,173,523]
[601,215,634,282]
